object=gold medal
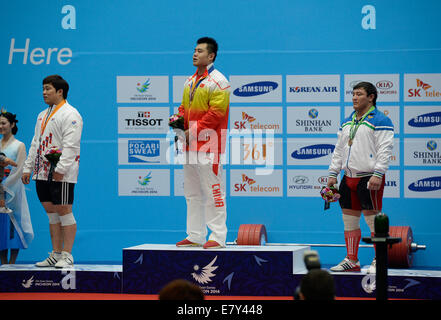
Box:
[348,139,353,146]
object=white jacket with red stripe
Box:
[23,100,83,183]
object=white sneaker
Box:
[35,251,61,267]
[0,207,12,214]
[54,251,74,268]
[367,258,376,274]
[330,257,361,272]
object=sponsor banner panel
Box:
[287,138,336,166]
[404,73,441,102]
[287,106,340,134]
[230,169,283,197]
[286,74,340,102]
[404,106,441,134]
[118,138,170,165]
[229,75,282,103]
[117,76,169,103]
[118,169,170,196]
[404,170,441,198]
[229,107,283,134]
[118,107,169,134]
[404,138,441,166]
[344,74,399,102]
[230,137,283,166]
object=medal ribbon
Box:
[40,100,65,135]
[349,105,375,142]
[188,64,215,104]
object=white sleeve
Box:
[328,128,345,178]
[54,111,83,175]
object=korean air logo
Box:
[291,144,335,159]
[408,112,441,127]
[408,176,441,192]
[427,140,437,151]
[233,81,278,97]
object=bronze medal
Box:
[348,139,353,146]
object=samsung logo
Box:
[291,144,335,159]
[408,176,441,192]
[408,112,441,127]
[233,81,278,97]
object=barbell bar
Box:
[227,224,426,268]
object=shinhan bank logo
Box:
[136,78,150,93]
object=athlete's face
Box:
[352,88,374,112]
[193,43,214,68]
[43,83,63,106]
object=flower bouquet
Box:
[320,185,341,210]
[169,114,185,152]
[169,113,184,130]
[44,146,62,182]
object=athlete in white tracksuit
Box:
[22,75,82,268]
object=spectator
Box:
[297,269,336,300]
[159,279,204,300]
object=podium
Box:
[122,244,309,296]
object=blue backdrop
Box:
[1,0,440,267]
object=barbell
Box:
[227,224,426,268]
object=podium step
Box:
[0,264,122,293]
[122,244,309,296]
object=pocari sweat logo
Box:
[128,140,160,163]
[233,81,278,97]
[408,112,441,127]
[408,176,441,192]
[291,144,335,159]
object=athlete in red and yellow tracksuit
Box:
[177,62,230,248]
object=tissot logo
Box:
[233,81,278,97]
[408,112,441,127]
[291,144,335,159]
[408,176,441,192]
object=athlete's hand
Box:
[22,172,31,185]
[327,177,337,188]
[367,176,382,190]
[53,171,64,182]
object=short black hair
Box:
[0,111,18,135]
[197,37,218,62]
[159,279,204,300]
[299,269,335,300]
[43,75,69,99]
[353,81,377,106]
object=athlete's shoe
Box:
[176,239,202,247]
[330,257,361,272]
[203,240,225,249]
[35,251,61,267]
[54,251,74,268]
[367,257,376,274]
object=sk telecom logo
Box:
[234,174,256,191]
[408,79,439,98]
[233,112,256,129]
